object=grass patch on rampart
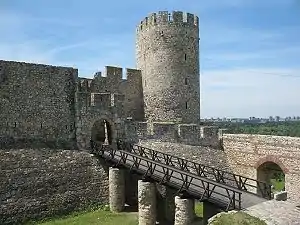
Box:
[209,211,267,225]
[32,210,138,225]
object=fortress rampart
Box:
[77,66,144,121]
[124,121,222,148]
[0,60,77,148]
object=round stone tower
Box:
[136,11,200,124]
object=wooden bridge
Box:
[91,139,272,212]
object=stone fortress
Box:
[1,10,300,225]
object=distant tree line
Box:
[203,121,300,137]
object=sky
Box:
[0,0,299,118]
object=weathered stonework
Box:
[137,140,231,171]
[136,11,200,123]
[0,60,77,148]
[109,167,125,212]
[138,180,156,225]
[174,196,194,225]
[0,148,109,225]
[222,134,300,201]
[2,9,300,225]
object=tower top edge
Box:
[136,11,199,33]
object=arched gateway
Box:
[256,157,286,195]
[91,119,113,145]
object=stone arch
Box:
[90,116,115,146]
[256,155,287,195]
[255,155,288,174]
[76,109,119,150]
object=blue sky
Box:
[0,0,299,118]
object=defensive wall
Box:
[222,134,300,202]
[0,60,77,149]
[125,121,221,148]
[138,133,300,202]
[77,66,144,122]
[0,61,146,150]
[0,148,109,225]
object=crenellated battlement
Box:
[136,11,199,32]
[77,66,141,92]
[104,66,123,80]
[125,121,222,148]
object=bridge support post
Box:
[202,201,221,225]
[109,167,125,212]
[138,180,156,225]
[174,196,194,225]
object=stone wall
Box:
[138,140,230,171]
[222,134,300,201]
[0,60,77,148]
[126,122,221,148]
[136,11,200,124]
[77,66,144,121]
[0,148,109,225]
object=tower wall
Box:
[136,11,200,123]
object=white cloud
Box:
[203,46,300,62]
[201,68,300,118]
[0,10,134,76]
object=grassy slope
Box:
[32,203,264,225]
[210,212,267,225]
[32,203,204,225]
[34,210,138,225]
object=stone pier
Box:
[109,167,125,212]
[138,180,156,225]
[174,195,194,225]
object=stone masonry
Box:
[0,148,109,225]
[136,11,200,124]
[0,60,77,148]
[222,134,300,201]
[1,9,300,225]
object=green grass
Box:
[270,179,285,192]
[210,212,267,225]
[33,210,138,225]
[195,202,203,217]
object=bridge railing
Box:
[92,141,242,211]
[116,139,272,200]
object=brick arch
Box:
[255,155,289,174]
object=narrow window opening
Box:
[184,54,187,61]
[185,102,188,109]
[40,123,43,128]
[185,78,188,85]
[14,122,17,128]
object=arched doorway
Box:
[91,119,113,145]
[257,161,285,196]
